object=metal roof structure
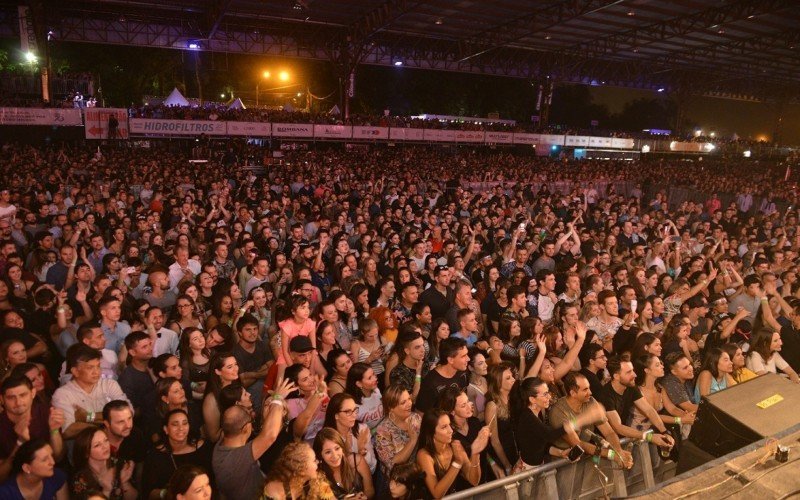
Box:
[2,0,799,101]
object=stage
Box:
[633,424,800,499]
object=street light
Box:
[24,51,37,63]
[256,71,271,107]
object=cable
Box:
[717,453,800,500]
[671,440,783,500]
[776,488,800,500]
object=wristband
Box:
[270,399,284,407]
[646,432,653,443]
[86,411,95,423]
[607,449,615,460]
[761,298,769,303]
[569,417,579,432]
[272,393,284,401]
[50,428,60,435]
[57,307,66,313]
[414,375,422,382]
[451,462,462,470]
[675,416,682,425]
[487,456,496,466]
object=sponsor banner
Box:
[84,108,129,139]
[485,131,513,144]
[455,130,485,143]
[313,124,352,139]
[565,135,590,147]
[423,129,456,142]
[588,137,613,148]
[272,123,314,138]
[352,126,389,140]
[389,128,424,141]
[129,118,226,136]
[226,122,271,136]
[512,133,539,145]
[0,107,82,126]
[540,134,565,146]
[669,141,709,153]
[611,138,635,149]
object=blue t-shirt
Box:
[0,468,67,499]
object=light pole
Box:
[256,71,270,107]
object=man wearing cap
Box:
[262,336,318,394]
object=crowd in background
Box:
[0,140,797,499]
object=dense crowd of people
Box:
[0,139,798,499]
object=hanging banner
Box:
[84,108,129,139]
[313,124,352,139]
[484,131,514,144]
[0,107,82,126]
[455,131,485,143]
[389,128,424,141]
[18,6,37,55]
[272,123,314,138]
[226,122,271,136]
[129,118,226,136]
[352,126,389,140]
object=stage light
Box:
[279,71,290,81]
[743,150,751,158]
[642,145,651,153]
[704,143,716,151]
[297,92,302,97]
[694,129,702,137]
[220,94,225,99]
[24,52,36,63]
[551,145,558,151]
[709,132,715,138]
[394,61,403,66]
[657,88,665,93]
[263,71,271,79]
[187,42,200,49]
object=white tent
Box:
[163,88,189,107]
[228,97,246,110]
[329,104,341,115]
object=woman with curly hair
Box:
[263,441,334,499]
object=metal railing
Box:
[444,439,673,500]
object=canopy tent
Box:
[228,97,246,110]
[163,88,189,107]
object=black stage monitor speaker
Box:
[679,373,800,472]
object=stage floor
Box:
[641,428,800,499]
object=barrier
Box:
[443,439,672,500]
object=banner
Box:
[588,137,613,148]
[610,138,635,149]
[564,135,590,147]
[669,141,710,153]
[313,124,352,139]
[484,131,513,144]
[129,118,226,136]
[539,134,565,146]
[84,108,129,139]
[389,128,424,141]
[226,122,271,136]
[423,129,456,142]
[352,126,389,140]
[18,6,37,55]
[0,107,82,126]
[272,123,314,138]
[455,131,485,143]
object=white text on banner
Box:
[129,119,226,136]
[611,138,636,149]
[423,129,456,142]
[484,132,514,144]
[272,123,314,138]
[352,126,389,140]
[313,124,352,139]
[588,137,613,148]
[565,136,590,147]
[84,108,129,139]
[226,122,271,136]
[0,107,82,126]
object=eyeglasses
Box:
[338,406,360,416]
[177,303,193,308]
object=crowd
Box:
[0,139,798,499]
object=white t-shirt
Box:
[746,351,789,375]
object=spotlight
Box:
[657,88,665,93]
[187,42,200,49]
[394,61,403,66]
[24,52,36,63]
[435,18,443,25]
[743,150,751,158]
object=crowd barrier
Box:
[444,439,673,500]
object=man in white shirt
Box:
[168,246,201,290]
[58,322,120,384]
[52,344,130,439]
